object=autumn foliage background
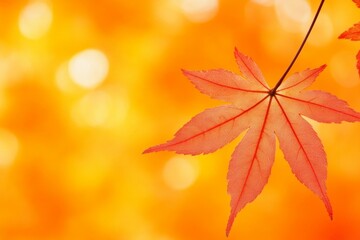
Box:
[0,0,359,239]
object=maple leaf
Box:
[144,48,360,235]
[339,0,360,75]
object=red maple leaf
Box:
[339,0,360,75]
[144,49,360,235]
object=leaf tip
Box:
[308,64,327,80]
[181,68,188,74]
[233,47,243,59]
[143,143,166,154]
[328,204,333,221]
[225,219,233,237]
[322,194,333,221]
[143,147,155,154]
[234,47,247,61]
[181,69,195,79]
[226,209,237,237]
[338,31,346,40]
[315,64,327,75]
[234,46,239,53]
[327,207,333,221]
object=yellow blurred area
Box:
[0,0,360,239]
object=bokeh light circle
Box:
[275,0,311,32]
[163,157,198,190]
[330,51,360,88]
[72,91,112,127]
[68,49,109,89]
[251,0,274,6]
[0,129,19,167]
[180,0,219,23]
[18,1,53,39]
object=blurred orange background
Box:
[0,0,360,239]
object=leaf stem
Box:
[270,0,325,94]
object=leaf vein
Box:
[274,96,328,206]
[186,71,269,93]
